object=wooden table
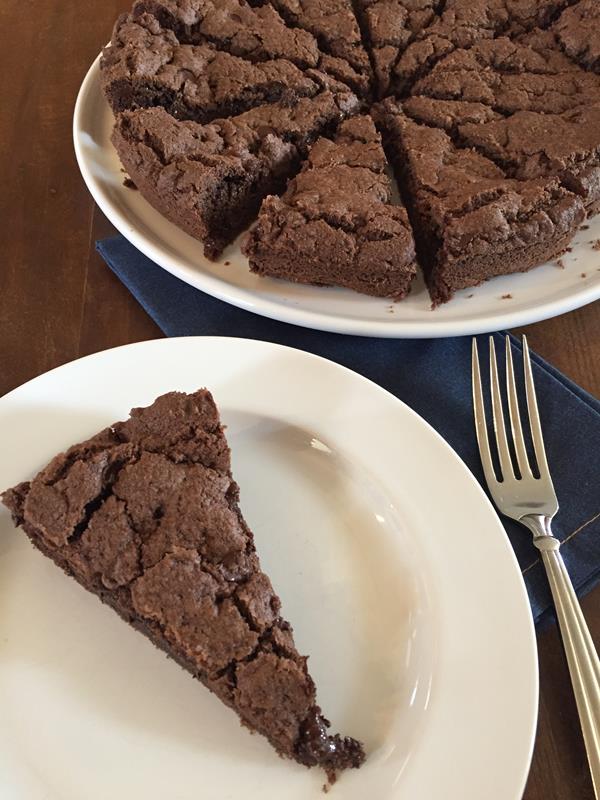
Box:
[1,1,599,796]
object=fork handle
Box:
[535,534,600,798]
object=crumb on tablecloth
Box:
[501,293,513,299]
[591,240,600,251]
[555,259,565,269]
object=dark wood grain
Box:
[0,2,598,797]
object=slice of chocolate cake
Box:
[132,0,320,68]
[411,32,600,115]
[243,115,416,298]
[1,390,365,778]
[112,90,358,259]
[554,0,600,73]
[101,12,324,122]
[263,0,373,97]
[457,104,600,215]
[390,0,578,95]
[375,99,585,304]
[131,0,371,96]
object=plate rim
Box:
[0,335,539,799]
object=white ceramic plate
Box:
[74,55,600,338]
[0,337,536,799]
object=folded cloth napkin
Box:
[98,235,600,627]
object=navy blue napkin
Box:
[98,235,600,627]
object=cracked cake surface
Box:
[262,0,374,96]
[101,12,326,122]
[130,0,371,95]
[1,389,365,778]
[553,0,600,74]
[112,90,358,259]
[375,99,585,304]
[101,0,600,302]
[243,114,417,297]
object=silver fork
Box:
[472,335,600,797]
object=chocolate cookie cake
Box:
[100,0,600,303]
[244,115,417,297]
[1,390,365,778]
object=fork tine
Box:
[522,335,551,478]
[472,338,499,486]
[488,336,515,481]
[505,335,532,478]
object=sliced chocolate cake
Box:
[1,390,365,778]
[243,115,416,298]
[112,91,358,259]
[100,0,600,305]
[375,99,585,304]
[101,12,324,122]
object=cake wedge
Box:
[243,115,417,299]
[375,99,585,305]
[112,90,358,259]
[1,389,365,779]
